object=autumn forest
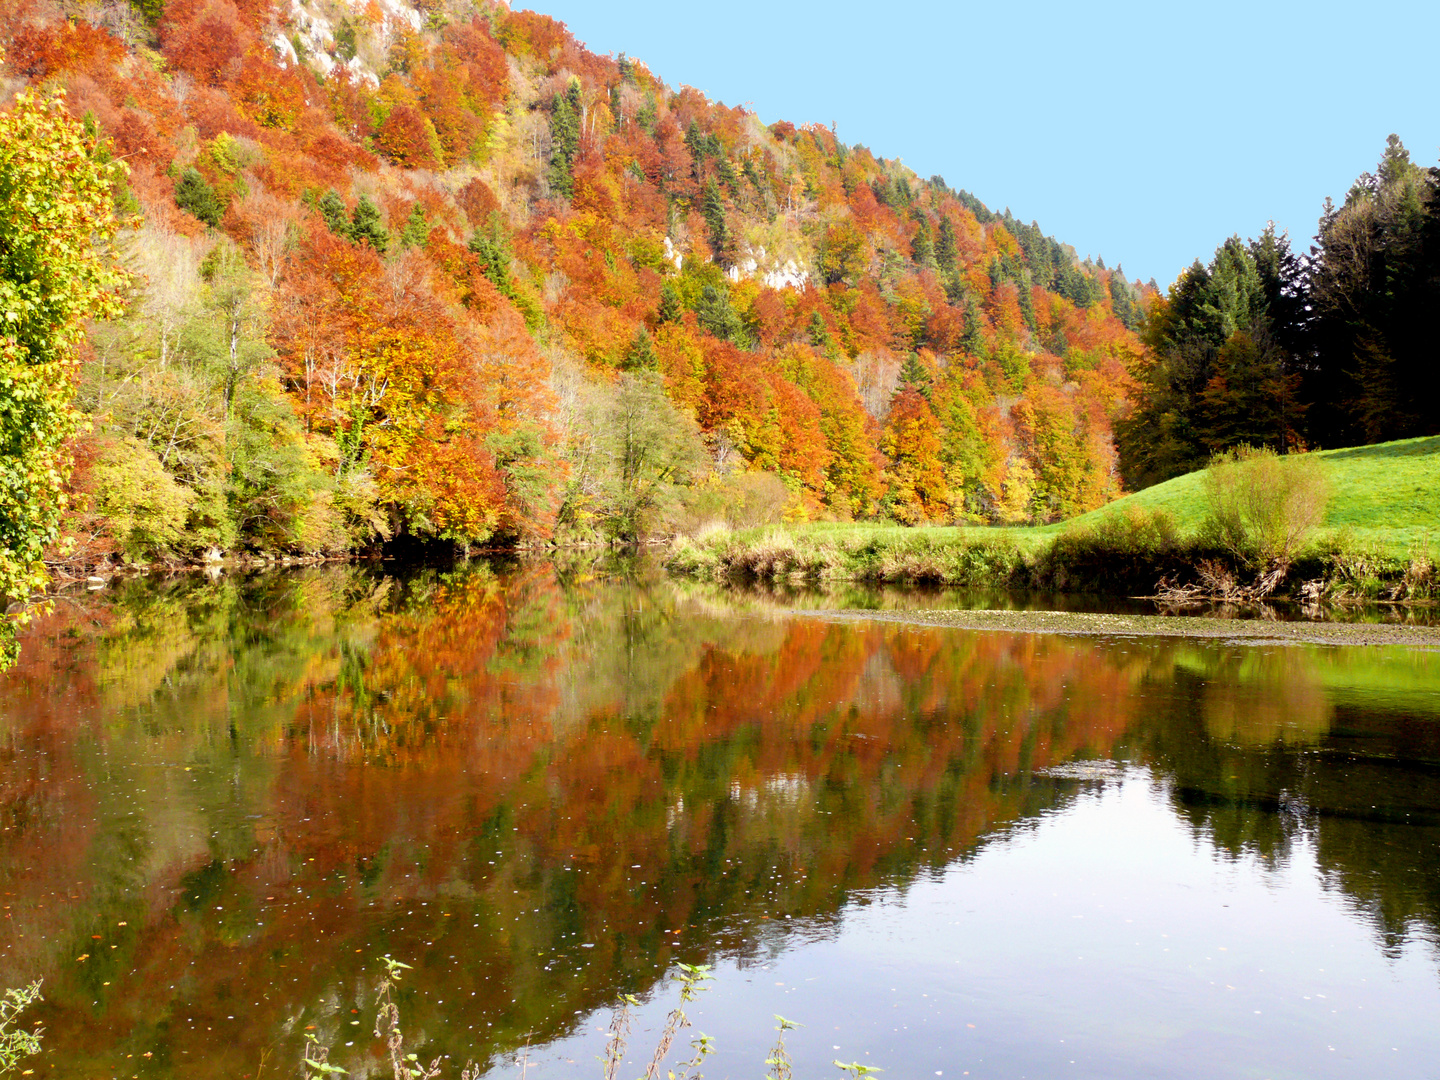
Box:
[3,0,1160,572]
[3,0,1440,584]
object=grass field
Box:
[669,436,1440,594]
[1063,434,1440,557]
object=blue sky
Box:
[522,0,1440,288]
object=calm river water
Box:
[1,562,1438,1080]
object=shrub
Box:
[1039,506,1182,592]
[1200,445,1329,569]
[90,438,194,559]
[668,471,791,535]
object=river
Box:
[1,561,1437,1079]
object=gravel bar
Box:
[800,608,1440,647]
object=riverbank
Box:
[665,519,1437,604]
[667,437,1440,604]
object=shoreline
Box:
[664,522,1439,611]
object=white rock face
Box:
[663,236,684,271]
[720,244,810,290]
[272,0,422,86]
[762,260,809,290]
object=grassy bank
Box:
[668,437,1440,600]
[1064,435,1440,557]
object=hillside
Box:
[1,0,1151,571]
[1073,435,1440,556]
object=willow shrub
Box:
[1200,446,1330,569]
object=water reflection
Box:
[0,562,1436,1077]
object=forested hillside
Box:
[1119,135,1440,489]
[1,0,1150,568]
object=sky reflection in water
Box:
[0,563,1436,1079]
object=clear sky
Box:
[521,0,1440,289]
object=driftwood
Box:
[1155,558,1291,604]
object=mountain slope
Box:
[2,0,1153,564]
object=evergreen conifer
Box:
[350,195,389,254]
[623,327,659,371]
[175,168,223,228]
[318,190,351,238]
[657,280,684,323]
[548,80,581,199]
[399,203,429,249]
[702,179,729,264]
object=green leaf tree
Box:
[0,89,127,664]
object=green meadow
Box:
[1066,435,1440,557]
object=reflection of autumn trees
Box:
[0,569,1437,1075]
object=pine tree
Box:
[657,280,684,323]
[399,203,429,249]
[175,167,223,228]
[1109,271,1136,329]
[318,190,351,239]
[635,93,657,135]
[935,217,958,272]
[685,120,707,179]
[468,229,509,284]
[898,351,933,400]
[911,219,935,267]
[702,179,729,264]
[622,326,659,371]
[696,284,746,345]
[548,80,581,200]
[961,298,984,353]
[1058,264,1091,308]
[717,157,741,198]
[1205,236,1266,337]
[349,195,389,254]
[807,308,832,349]
[1017,284,1038,334]
[1196,330,1305,453]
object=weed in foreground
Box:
[303,960,877,1080]
[0,981,43,1076]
